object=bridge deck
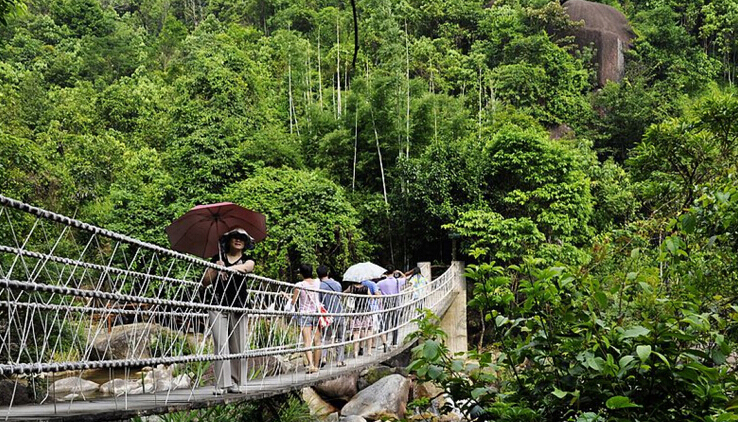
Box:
[0,320,421,422]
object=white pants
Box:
[208,311,249,388]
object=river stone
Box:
[99,379,141,395]
[50,377,99,395]
[341,374,410,420]
[0,379,33,406]
[325,413,339,422]
[302,387,339,417]
[313,372,358,400]
[90,323,159,361]
[59,393,80,401]
[563,0,635,86]
[414,381,444,400]
[173,374,191,390]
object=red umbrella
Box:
[165,202,267,258]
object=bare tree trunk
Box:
[336,15,342,118]
[397,83,403,158]
[306,50,312,106]
[478,66,482,140]
[318,27,323,109]
[353,109,358,191]
[370,107,388,205]
[405,19,411,159]
[288,58,294,134]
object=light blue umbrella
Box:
[342,262,386,282]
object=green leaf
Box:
[471,387,487,399]
[619,355,636,369]
[680,213,696,234]
[606,396,641,409]
[586,355,605,372]
[621,326,650,339]
[637,345,652,362]
[427,365,443,380]
[594,291,608,308]
[552,388,568,399]
[423,340,441,361]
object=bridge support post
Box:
[439,261,467,355]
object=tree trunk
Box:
[336,15,342,118]
[405,19,411,159]
[318,27,323,109]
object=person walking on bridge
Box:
[285,264,323,374]
[202,228,255,394]
[377,267,406,349]
[318,265,346,367]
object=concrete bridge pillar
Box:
[418,261,467,355]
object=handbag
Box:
[305,284,333,328]
[318,304,333,329]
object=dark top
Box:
[210,253,251,309]
[347,284,371,313]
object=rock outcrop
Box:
[341,374,411,420]
[0,380,33,406]
[564,0,635,86]
[303,387,340,417]
[314,372,359,401]
[90,323,159,361]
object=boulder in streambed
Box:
[341,374,410,420]
[314,372,359,401]
[50,377,99,395]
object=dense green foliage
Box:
[2,0,738,417]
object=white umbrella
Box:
[342,262,387,282]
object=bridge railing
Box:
[0,195,459,415]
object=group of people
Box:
[201,227,428,394]
[283,263,427,374]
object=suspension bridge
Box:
[0,195,466,421]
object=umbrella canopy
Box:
[166,202,266,258]
[342,262,387,282]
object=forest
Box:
[1,0,738,420]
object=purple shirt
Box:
[377,276,405,295]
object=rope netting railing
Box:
[0,195,459,417]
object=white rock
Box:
[99,379,141,395]
[173,374,191,390]
[50,377,99,394]
[58,393,80,402]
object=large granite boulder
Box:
[563,0,635,86]
[90,323,159,360]
[314,372,359,401]
[341,374,411,420]
[50,377,99,395]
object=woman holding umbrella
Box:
[202,228,255,394]
[167,202,266,395]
